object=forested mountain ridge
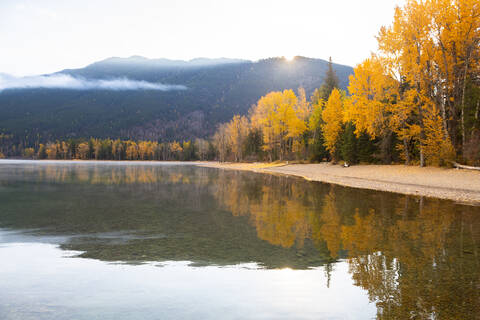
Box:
[0,56,353,145]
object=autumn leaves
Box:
[349,0,479,165]
[215,0,479,166]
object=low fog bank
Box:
[0,73,187,91]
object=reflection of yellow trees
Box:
[249,184,310,248]
[318,190,342,258]
[213,174,480,318]
[214,175,317,249]
[23,165,209,186]
[23,164,480,318]
[341,198,480,319]
[341,209,378,256]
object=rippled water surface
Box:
[0,160,479,319]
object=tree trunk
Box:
[461,60,469,157]
[420,148,425,167]
[403,138,410,165]
[472,100,480,140]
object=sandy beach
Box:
[198,162,480,204]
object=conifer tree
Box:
[318,57,340,101]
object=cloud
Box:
[0,74,187,91]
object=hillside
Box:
[0,56,353,144]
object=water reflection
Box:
[0,161,479,319]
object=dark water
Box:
[0,160,479,319]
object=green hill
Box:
[0,56,353,145]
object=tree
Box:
[37,144,47,159]
[213,124,229,162]
[251,90,300,160]
[341,122,358,164]
[77,142,90,160]
[23,147,35,159]
[318,57,340,101]
[290,88,311,157]
[308,95,328,161]
[345,55,399,163]
[226,115,250,162]
[375,0,479,165]
[421,105,455,166]
[309,57,341,161]
[321,89,344,161]
[181,141,196,161]
[46,142,58,159]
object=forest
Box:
[0,56,352,146]
[1,0,479,167]
[212,0,480,167]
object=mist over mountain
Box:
[0,56,353,144]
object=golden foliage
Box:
[421,105,455,165]
[346,56,395,138]
[321,88,344,156]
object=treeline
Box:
[1,0,478,166]
[211,83,378,164]
[213,0,480,166]
[8,138,216,161]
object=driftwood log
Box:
[449,161,480,171]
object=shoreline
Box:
[198,162,480,205]
[2,159,480,204]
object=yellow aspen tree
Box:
[60,141,69,159]
[46,142,57,159]
[170,141,183,160]
[376,0,470,165]
[308,98,324,134]
[273,89,298,159]
[251,90,298,160]
[226,115,250,162]
[251,93,278,161]
[126,142,138,160]
[346,56,394,139]
[213,123,229,162]
[112,139,123,160]
[321,88,344,161]
[289,88,310,155]
[430,0,480,152]
[421,105,455,166]
[77,142,90,160]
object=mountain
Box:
[0,56,353,144]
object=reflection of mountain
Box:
[1,163,479,318]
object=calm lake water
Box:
[0,160,479,319]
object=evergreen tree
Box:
[318,57,340,101]
[341,122,357,164]
[356,133,377,163]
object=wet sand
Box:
[198,162,480,204]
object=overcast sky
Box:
[2,0,405,76]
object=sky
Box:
[1,0,405,76]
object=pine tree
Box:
[319,57,340,101]
[341,122,358,165]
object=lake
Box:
[0,160,479,319]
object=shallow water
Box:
[0,160,479,319]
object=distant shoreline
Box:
[2,159,480,204]
[198,162,480,205]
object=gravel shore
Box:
[198,162,480,204]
